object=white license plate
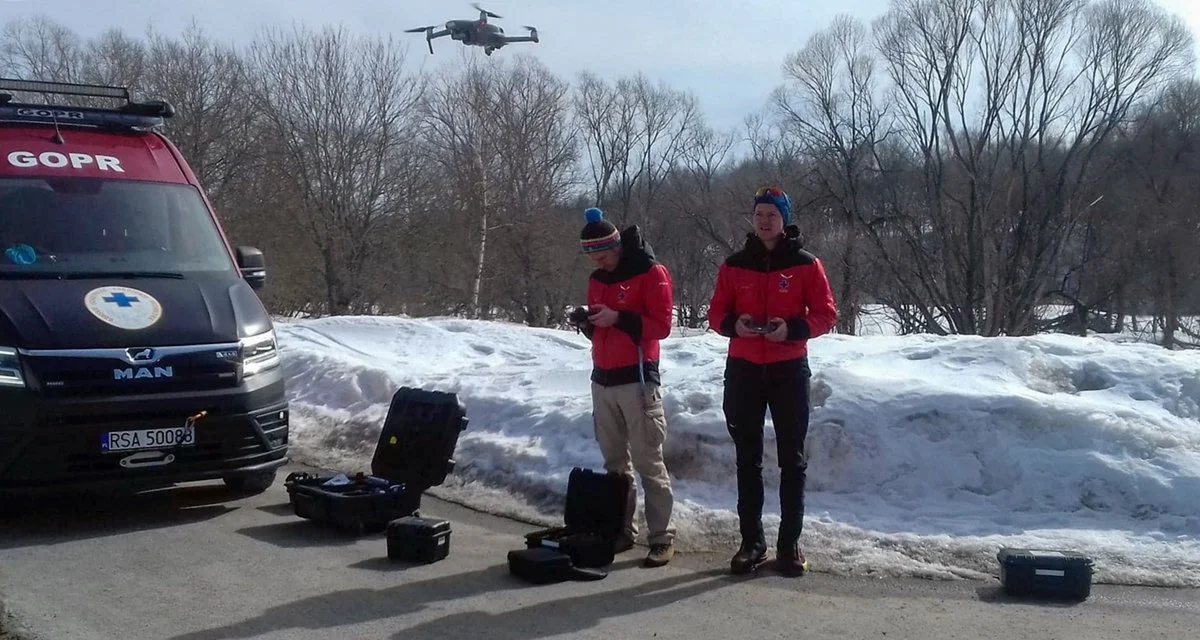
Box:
[102,426,195,452]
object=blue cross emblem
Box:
[103,292,139,308]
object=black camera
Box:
[567,306,591,328]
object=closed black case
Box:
[387,516,452,564]
[524,467,630,568]
[997,547,1095,600]
[507,548,606,584]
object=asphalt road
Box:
[2,463,1199,640]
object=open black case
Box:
[284,471,420,535]
[284,386,469,535]
[523,467,630,568]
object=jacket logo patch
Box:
[617,285,630,304]
[778,275,792,292]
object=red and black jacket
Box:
[581,226,674,387]
[707,226,837,375]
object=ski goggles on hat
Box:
[754,185,786,198]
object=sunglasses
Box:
[754,185,785,198]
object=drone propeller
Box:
[523,26,540,42]
[472,3,501,19]
[404,26,437,54]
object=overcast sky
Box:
[4,0,1199,136]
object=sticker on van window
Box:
[6,150,125,172]
[84,286,163,330]
[5,244,36,265]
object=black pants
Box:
[722,357,811,550]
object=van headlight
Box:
[0,346,26,388]
[240,330,280,377]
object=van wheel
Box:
[224,469,278,495]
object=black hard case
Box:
[387,516,452,564]
[284,387,469,535]
[371,387,469,489]
[507,548,576,584]
[507,548,606,584]
[524,467,630,568]
[284,471,422,535]
[997,547,1095,600]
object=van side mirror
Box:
[235,246,266,291]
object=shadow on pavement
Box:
[0,484,236,550]
[166,563,731,640]
[975,584,1090,608]
[255,502,298,517]
[390,567,735,640]
[165,563,516,640]
[235,519,370,548]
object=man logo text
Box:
[114,366,174,380]
[7,151,124,172]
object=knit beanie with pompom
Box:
[579,207,621,253]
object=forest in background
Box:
[2,0,1198,348]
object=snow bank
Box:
[275,315,1200,586]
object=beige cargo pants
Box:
[591,381,676,546]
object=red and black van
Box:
[0,78,287,495]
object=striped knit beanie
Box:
[579,207,621,253]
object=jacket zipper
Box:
[762,251,771,377]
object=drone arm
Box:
[504,27,539,44]
[427,29,450,54]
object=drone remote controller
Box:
[747,322,778,334]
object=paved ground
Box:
[2,462,1199,640]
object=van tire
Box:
[223,469,277,495]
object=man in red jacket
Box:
[707,185,838,576]
[572,207,677,568]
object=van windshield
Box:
[0,177,236,278]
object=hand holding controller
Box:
[746,321,778,334]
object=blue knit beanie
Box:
[753,186,791,224]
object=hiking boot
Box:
[614,536,635,554]
[644,543,674,568]
[776,544,809,577]
[730,541,768,574]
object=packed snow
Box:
[276,314,1200,586]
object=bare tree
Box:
[418,53,505,319]
[573,71,637,208]
[1,12,1195,344]
[662,123,738,327]
[864,0,1193,336]
[246,24,426,316]
[483,55,581,326]
[139,23,259,210]
[774,13,888,334]
[0,14,83,82]
[78,28,146,89]
[572,72,703,230]
[1102,79,1200,348]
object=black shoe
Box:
[776,544,809,577]
[730,542,768,575]
[613,536,635,554]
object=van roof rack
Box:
[0,78,175,130]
